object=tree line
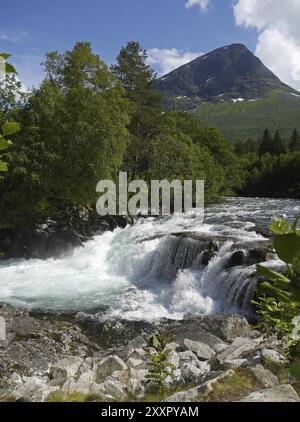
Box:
[0,42,244,229]
[236,128,300,198]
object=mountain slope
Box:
[155,43,300,140]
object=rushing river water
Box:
[0,197,300,320]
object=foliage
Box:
[254,216,300,359]
[256,217,300,304]
[145,331,176,394]
[195,90,300,141]
[0,54,20,178]
[0,41,246,229]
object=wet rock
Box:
[240,385,300,402]
[224,251,245,269]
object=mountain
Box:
[155,44,300,140]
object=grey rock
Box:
[249,365,279,388]
[49,356,84,381]
[183,339,216,360]
[197,315,252,342]
[181,361,210,383]
[261,349,287,367]
[217,337,261,363]
[197,370,236,397]
[178,350,199,364]
[223,359,248,369]
[240,385,300,402]
[96,356,127,384]
[103,379,127,401]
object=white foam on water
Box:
[0,197,299,320]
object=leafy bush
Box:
[254,216,300,361]
[145,331,176,394]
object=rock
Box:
[224,251,245,269]
[49,357,84,381]
[165,369,185,389]
[197,370,236,397]
[261,349,287,367]
[127,378,145,399]
[223,359,248,369]
[249,365,279,388]
[166,351,180,369]
[198,315,252,342]
[183,339,216,360]
[164,370,235,402]
[217,337,261,364]
[0,304,99,380]
[181,361,210,383]
[240,385,300,402]
[178,350,199,364]
[96,356,127,384]
[126,358,144,368]
[127,348,146,360]
[165,320,228,353]
[164,386,199,402]
[164,342,180,353]
[74,370,96,394]
[103,379,127,401]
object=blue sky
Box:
[1,0,299,90]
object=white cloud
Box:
[11,54,45,90]
[147,48,202,75]
[234,0,300,90]
[185,0,211,13]
[0,31,28,43]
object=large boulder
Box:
[183,339,216,360]
[96,356,127,384]
[240,385,300,402]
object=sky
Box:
[1,0,300,91]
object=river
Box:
[0,197,299,321]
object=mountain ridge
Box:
[155,43,300,140]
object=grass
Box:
[47,391,107,403]
[196,369,263,402]
[194,90,300,141]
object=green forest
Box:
[0,41,244,230]
[1,41,300,233]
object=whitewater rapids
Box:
[0,198,299,321]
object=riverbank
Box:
[0,303,299,402]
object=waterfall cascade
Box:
[0,197,299,321]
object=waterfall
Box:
[1,197,299,321]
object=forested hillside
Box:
[0,42,243,231]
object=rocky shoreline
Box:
[0,304,299,402]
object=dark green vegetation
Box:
[237,128,300,198]
[195,91,300,141]
[0,42,243,231]
[156,43,300,141]
[254,216,300,380]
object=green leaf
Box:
[0,138,12,151]
[257,264,290,284]
[0,161,8,172]
[5,63,17,74]
[274,234,300,264]
[0,53,11,60]
[258,281,292,303]
[2,122,20,136]
[269,219,291,235]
